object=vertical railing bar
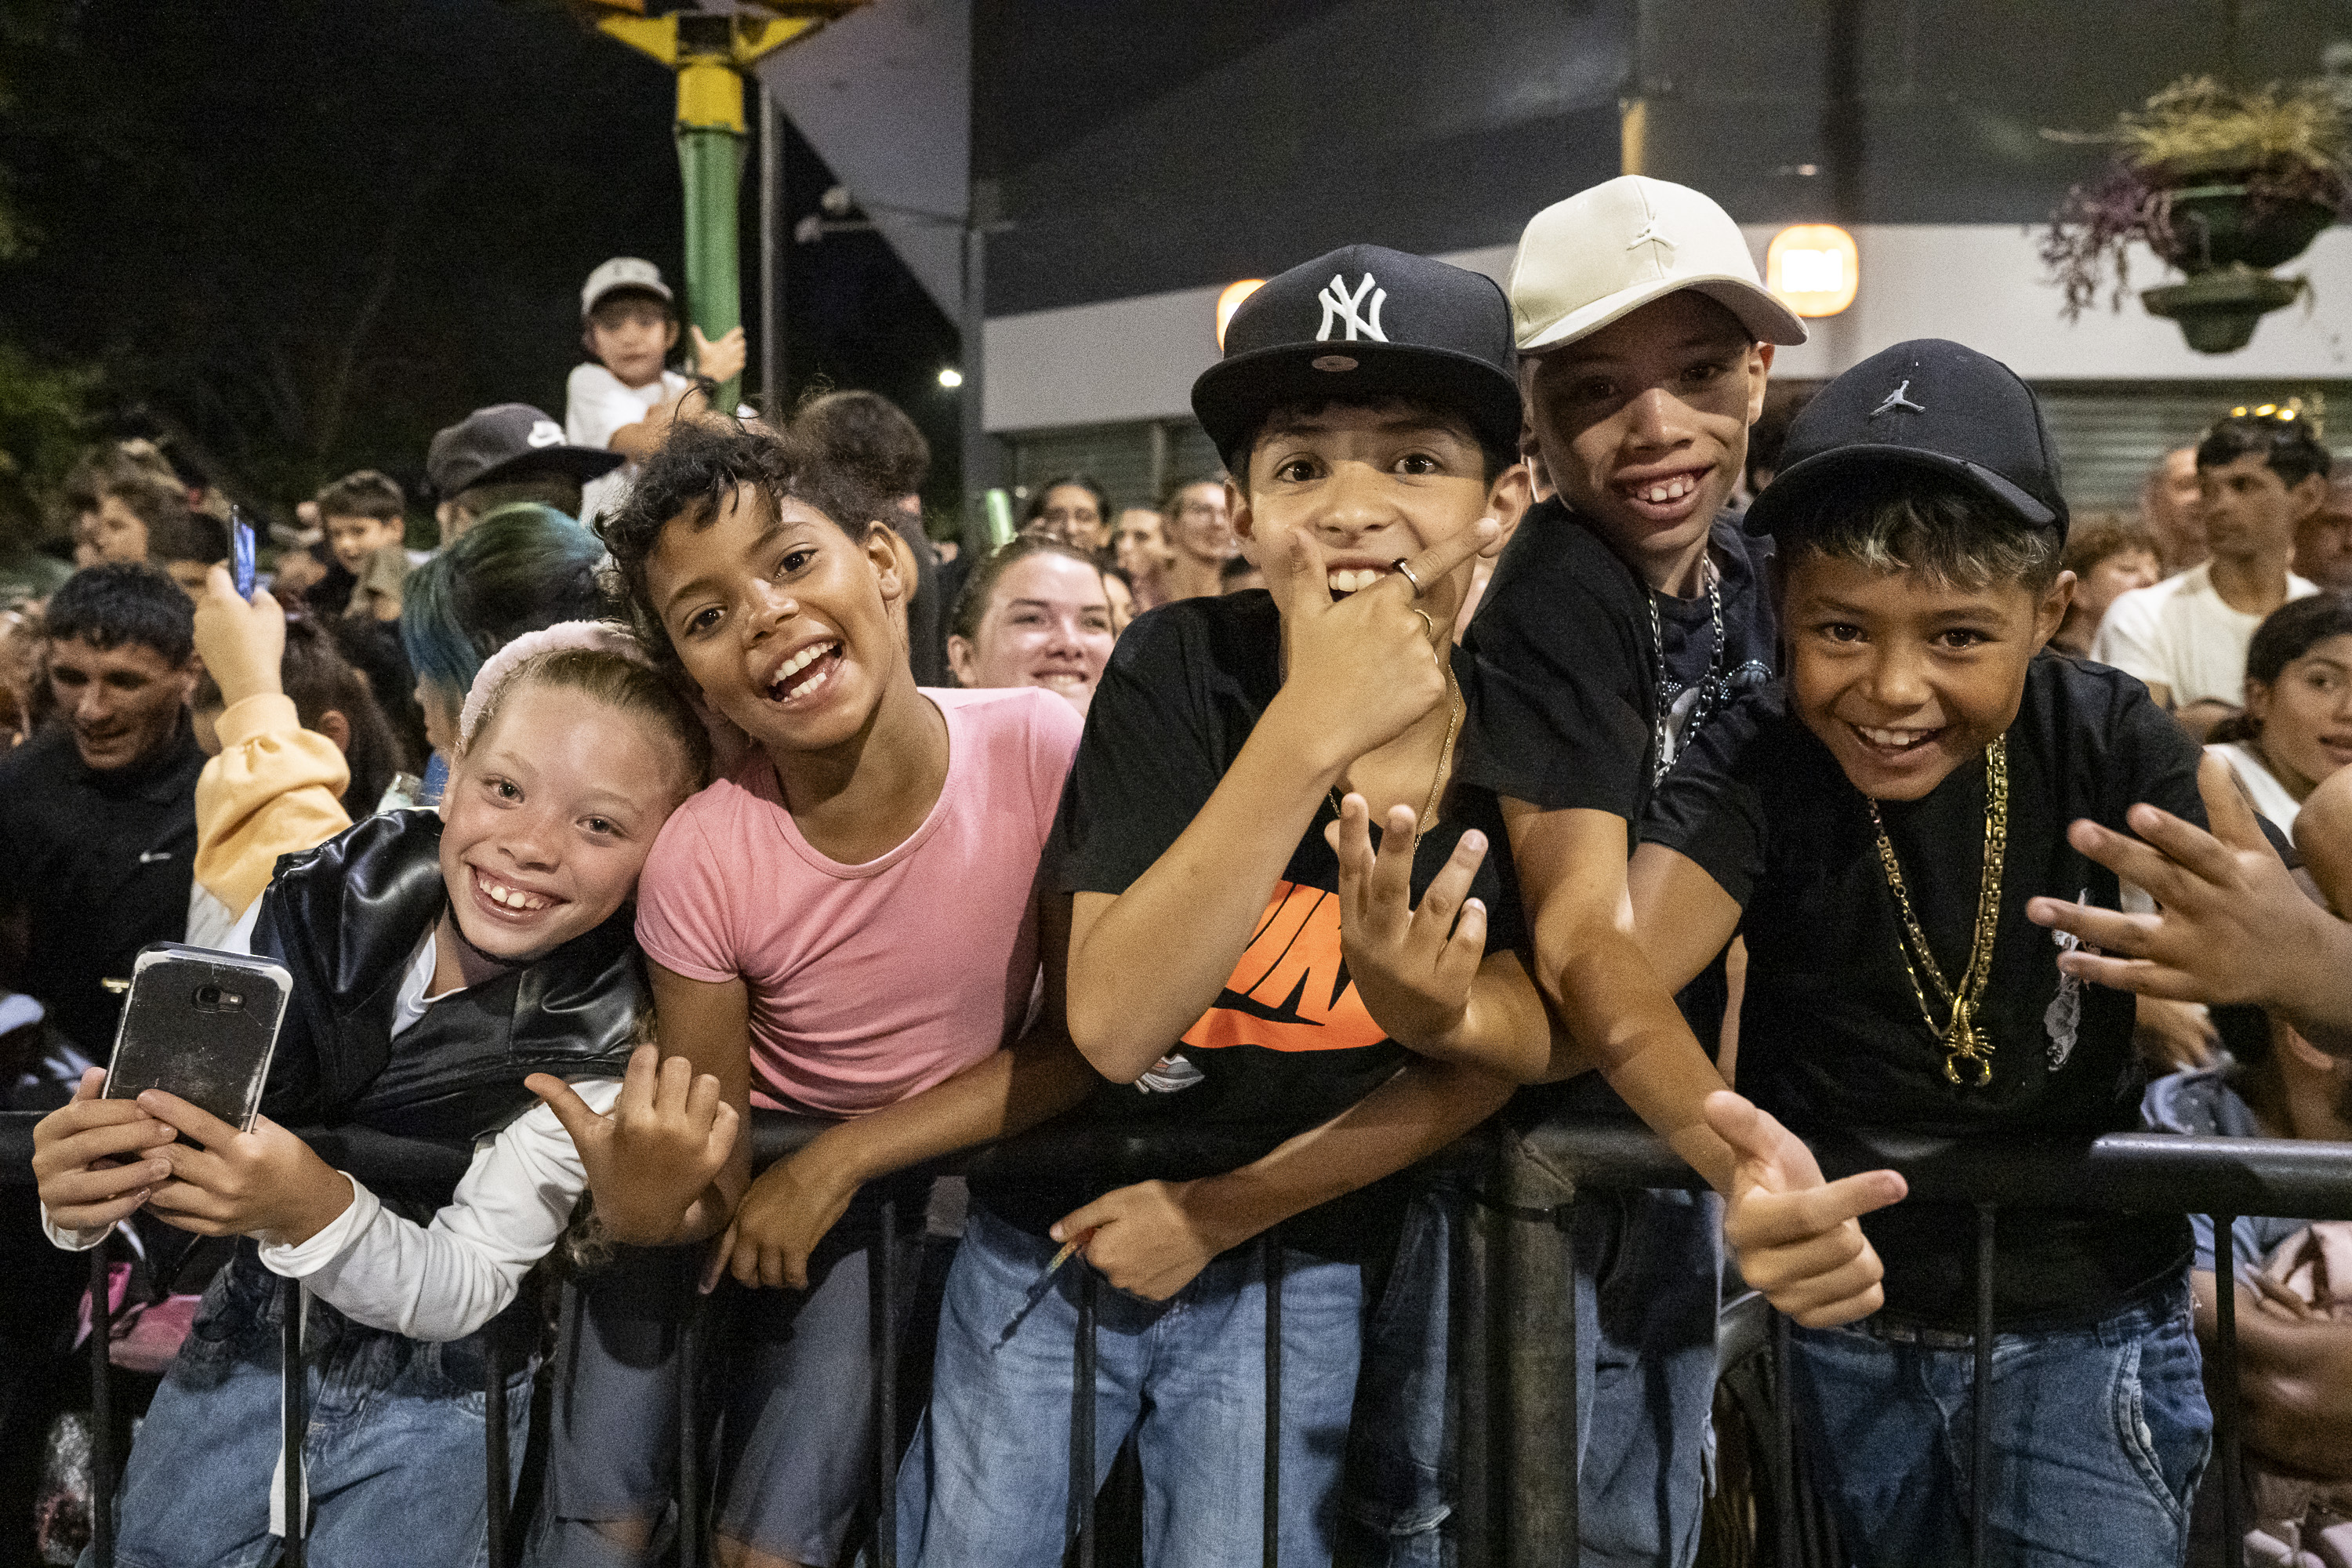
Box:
[281,1283,307,1568]
[1771,1308,1796,1568]
[1072,1269,1097,1568]
[2215,1212,2244,1560]
[1262,1231,1283,1568]
[1558,1200,1577,1568]
[87,1248,114,1568]
[485,1336,510,1567]
[1970,1203,1994,1568]
[874,1196,900,1568]
[677,1289,705,1568]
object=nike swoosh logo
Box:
[138,851,172,864]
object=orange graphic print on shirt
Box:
[1180,880,1387,1054]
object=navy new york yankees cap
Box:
[1743,338,2069,543]
[1192,245,1522,474]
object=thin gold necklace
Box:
[1867,736,2009,1087]
[1330,666,1461,850]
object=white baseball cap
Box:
[1507,176,1807,354]
[581,256,674,318]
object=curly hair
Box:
[597,419,893,677]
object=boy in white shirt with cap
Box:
[566,256,746,524]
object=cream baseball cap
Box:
[1508,176,1807,354]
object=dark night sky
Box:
[0,0,960,531]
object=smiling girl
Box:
[946,535,1118,714]
[2207,593,2352,833]
[31,628,713,1568]
[528,421,1095,1568]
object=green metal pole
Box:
[677,60,746,411]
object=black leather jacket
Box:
[255,809,644,1205]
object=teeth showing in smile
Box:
[1858,725,1938,751]
[1327,567,1386,594]
[768,641,840,701]
[1629,474,1697,504]
[1035,671,1086,689]
[478,872,551,912]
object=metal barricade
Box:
[8,1109,2352,1566]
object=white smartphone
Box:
[102,943,294,1134]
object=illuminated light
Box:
[1216,279,1267,350]
[1766,224,1860,318]
[938,367,964,389]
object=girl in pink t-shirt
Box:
[527,423,1094,1568]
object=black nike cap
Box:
[1192,245,1521,474]
[1743,338,2069,544]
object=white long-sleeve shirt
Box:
[45,927,619,1342]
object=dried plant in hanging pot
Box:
[2039,76,2350,341]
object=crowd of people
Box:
[2,180,2352,1568]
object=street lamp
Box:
[1766,224,1860,318]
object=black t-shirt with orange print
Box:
[967,590,1524,1265]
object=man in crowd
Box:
[425,401,623,544]
[2140,442,2208,575]
[2296,470,2352,593]
[0,563,201,1059]
[1156,475,1239,601]
[2094,411,2325,739]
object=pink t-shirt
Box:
[637,686,1082,1116]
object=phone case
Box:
[102,943,294,1133]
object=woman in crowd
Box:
[523,420,1097,1568]
[946,534,1118,716]
[1021,472,1112,554]
[2209,592,2352,832]
[31,627,713,1568]
[2049,511,2162,658]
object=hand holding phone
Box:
[30,1069,178,1234]
[103,945,291,1132]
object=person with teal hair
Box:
[400,503,611,788]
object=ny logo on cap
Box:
[528,419,564,448]
[1316,274,1388,343]
[1871,380,1926,419]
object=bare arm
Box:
[719,889,1102,1289]
[1506,801,1740,1192]
[1055,1058,1516,1301]
[2192,1270,2352,1480]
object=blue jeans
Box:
[898,1203,1367,1568]
[1789,1279,2211,1567]
[95,1249,531,1568]
[1340,1183,1721,1567]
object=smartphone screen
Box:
[229,510,257,599]
[103,945,292,1134]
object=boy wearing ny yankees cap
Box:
[897,244,1544,1566]
[1634,340,2214,1564]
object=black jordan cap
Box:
[1744,338,2069,544]
[1192,245,1521,474]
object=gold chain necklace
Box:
[1330,666,1461,850]
[1867,736,2009,1087]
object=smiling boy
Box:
[1632,340,2214,1565]
[567,256,748,524]
[898,245,1550,1568]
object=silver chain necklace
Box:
[1649,557,1725,784]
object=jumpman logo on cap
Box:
[1624,218,1675,252]
[1316,274,1388,343]
[1871,379,1927,418]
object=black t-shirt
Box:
[891,515,947,689]
[969,590,1526,1264]
[1457,500,1777,824]
[1642,655,2204,1327]
[0,717,202,1054]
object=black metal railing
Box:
[6,1109,2352,1567]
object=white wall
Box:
[985,223,2352,433]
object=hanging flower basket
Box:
[2040,78,2350,354]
